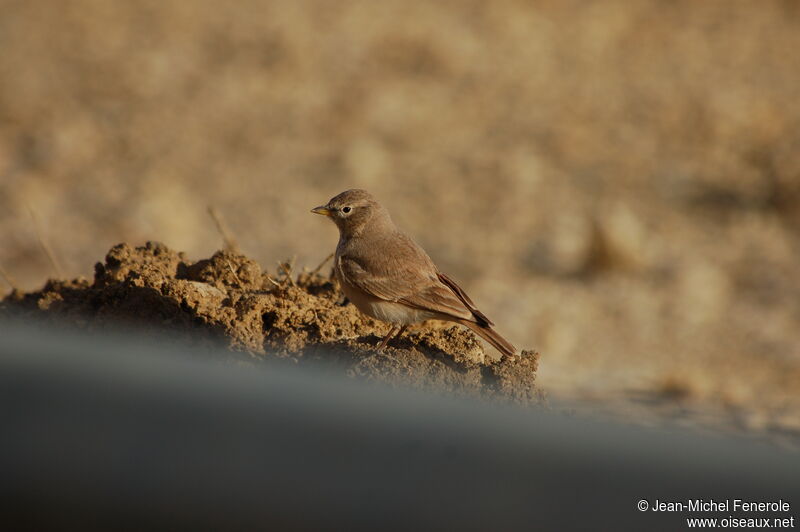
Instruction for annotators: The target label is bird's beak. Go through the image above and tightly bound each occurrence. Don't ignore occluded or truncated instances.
[311,205,332,216]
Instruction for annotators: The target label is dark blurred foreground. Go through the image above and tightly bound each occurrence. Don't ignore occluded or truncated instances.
[1,323,797,530]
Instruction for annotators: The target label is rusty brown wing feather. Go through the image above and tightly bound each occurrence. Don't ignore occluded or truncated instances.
[398,284,474,321]
[436,272,494,327]
[338,255,474,321]
[437,272,517,357]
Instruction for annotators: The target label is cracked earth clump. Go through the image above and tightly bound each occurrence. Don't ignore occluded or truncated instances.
[1,242,540,403]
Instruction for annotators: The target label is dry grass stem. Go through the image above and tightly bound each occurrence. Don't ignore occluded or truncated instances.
[0,264,19,292]
[207,206,240,253]
[225,260,244,288]
[310,252,334,277]
[28,207,63,279]
[277,258,297,287]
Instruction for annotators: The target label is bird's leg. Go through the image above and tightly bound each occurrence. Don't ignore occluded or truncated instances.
[377,324,408,351]
[377,326,398,351]
[394,325,408,342]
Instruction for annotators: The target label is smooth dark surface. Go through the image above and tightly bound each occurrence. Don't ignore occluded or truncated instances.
[0,322,797,531]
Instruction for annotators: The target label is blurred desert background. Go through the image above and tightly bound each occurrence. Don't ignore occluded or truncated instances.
[1,0,799,441]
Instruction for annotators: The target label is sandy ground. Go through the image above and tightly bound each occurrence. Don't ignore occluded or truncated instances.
[0,1,799,443]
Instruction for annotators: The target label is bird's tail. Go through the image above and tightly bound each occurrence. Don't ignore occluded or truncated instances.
[457,319,517,359]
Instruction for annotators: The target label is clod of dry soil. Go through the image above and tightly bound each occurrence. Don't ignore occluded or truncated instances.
[1,242,540,402]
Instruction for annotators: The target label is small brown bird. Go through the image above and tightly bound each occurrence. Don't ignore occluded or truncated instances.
[312,189,516,358]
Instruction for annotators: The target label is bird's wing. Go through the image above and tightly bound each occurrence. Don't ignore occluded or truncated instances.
[337,233,475,322]
[400,282,477,322]
[436,272,493,327]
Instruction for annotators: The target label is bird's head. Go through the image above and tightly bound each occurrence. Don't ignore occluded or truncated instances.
[311,189,392,237]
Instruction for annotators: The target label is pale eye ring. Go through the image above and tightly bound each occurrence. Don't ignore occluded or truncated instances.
[342,206,352,214]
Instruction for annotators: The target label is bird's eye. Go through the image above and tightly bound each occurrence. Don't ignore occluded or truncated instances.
[342,206,352,214]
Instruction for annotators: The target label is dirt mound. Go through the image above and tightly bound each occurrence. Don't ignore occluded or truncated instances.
[1,242,540,402]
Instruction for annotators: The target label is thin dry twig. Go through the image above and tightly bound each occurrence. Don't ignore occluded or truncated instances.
[207,206,240,252]
[265,275,281,288]
[309,252,334,277]
[0,263,19,292]
[28,206,63,279]
[277,257,297,287]
[225,259,244,288]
